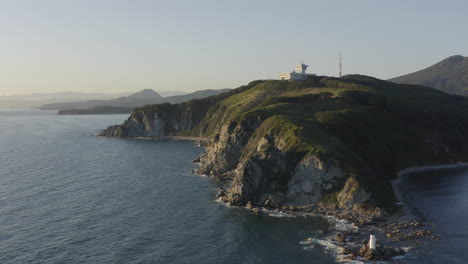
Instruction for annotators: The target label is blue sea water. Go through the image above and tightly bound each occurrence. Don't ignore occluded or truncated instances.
[0,110,337,264]
[395,167,468,264]
[2,110,468,264]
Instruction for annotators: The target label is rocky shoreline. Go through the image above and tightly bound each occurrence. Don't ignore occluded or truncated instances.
[215,196,437,262]
[192,155,449,262]
[240,202,436,262]
[98,121,458,262]
[97,133,208,144]
[96,76,468,262]
[102,134,449,262]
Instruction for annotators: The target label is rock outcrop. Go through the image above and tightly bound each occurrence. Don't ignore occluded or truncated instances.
[337,177,371,210]
[198,115,367,209]
[287,155,345,206]
[98,105,197,137]
[197,117,262,176]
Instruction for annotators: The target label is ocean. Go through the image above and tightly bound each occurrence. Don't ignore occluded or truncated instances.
[394,167,468,263]
[1,110,467,263]
[0,110,336,264]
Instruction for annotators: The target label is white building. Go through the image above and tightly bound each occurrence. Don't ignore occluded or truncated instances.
[279,62,316,81]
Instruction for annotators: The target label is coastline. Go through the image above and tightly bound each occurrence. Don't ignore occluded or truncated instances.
[139,135,208,142]
[205,160,468,262]
[98,127,468,262]
[97,134,208,143]
[309,163,468,262]
[393,163,468,217]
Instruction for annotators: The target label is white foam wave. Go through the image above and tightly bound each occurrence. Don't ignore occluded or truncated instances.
[267,211,296,218]
[326,216,358,232]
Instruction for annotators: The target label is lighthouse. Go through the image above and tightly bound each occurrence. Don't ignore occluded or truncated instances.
[279,61,316,81]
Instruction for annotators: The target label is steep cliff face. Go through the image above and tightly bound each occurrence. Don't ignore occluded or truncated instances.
[98,81,263,138]
[287,155,345,206]
[98,105,197,137]
[198,114,364,210]
[99,76,468,212]
[220,144,350,208]
[337,177,371,210]
[197,116,264,176]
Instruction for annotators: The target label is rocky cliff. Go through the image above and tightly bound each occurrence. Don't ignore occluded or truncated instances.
[99,76,468,212]
[196,115,352,209]
[98,104,196,137]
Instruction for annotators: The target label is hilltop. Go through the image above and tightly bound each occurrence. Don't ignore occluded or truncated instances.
[389,55,468,95]
[99,76,468,215]
[125,89,162,100]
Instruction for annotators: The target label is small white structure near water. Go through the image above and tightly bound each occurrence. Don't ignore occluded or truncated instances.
[369,234,377,250]
[279,62,316,81]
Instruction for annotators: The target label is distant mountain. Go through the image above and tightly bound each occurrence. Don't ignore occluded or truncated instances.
[51,88,231,114]
[389,55,468,95]
[159,91,187,97]
[0,91,130,109]
[39,89,162,110]
[126,89,162,100]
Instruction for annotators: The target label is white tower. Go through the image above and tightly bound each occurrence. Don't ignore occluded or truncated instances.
[295,62,309,74]
[279,61,316,80]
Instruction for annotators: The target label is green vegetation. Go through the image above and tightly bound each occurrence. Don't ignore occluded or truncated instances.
[131,75,468,208]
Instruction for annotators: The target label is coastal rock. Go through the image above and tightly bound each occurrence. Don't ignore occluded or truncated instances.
[196,118,261,176]
[335,233,346,244]
[197,114,369,210]
[357,243,405,261]
[97,106,197,137]
[224,147,290,206]
[286,155,344,206]
[337,177,371,210]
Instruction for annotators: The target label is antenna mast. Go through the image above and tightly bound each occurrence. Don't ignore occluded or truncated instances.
[339,53,342,78]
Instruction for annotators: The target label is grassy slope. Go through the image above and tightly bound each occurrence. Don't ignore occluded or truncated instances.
[133,75,468,208]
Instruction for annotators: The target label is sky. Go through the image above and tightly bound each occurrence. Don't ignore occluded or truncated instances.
[0,0,467,95]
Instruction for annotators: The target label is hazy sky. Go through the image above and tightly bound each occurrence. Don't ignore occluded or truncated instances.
[0,0,467,95]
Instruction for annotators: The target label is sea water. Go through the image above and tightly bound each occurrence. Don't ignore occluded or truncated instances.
[2,110,466,263]
[0,110,336,264]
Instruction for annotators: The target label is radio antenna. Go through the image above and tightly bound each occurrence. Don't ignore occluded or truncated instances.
[339,53,342,78]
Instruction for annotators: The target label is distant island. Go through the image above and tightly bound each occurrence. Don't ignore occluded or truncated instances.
[390,55,468,96]
[58,106,134,115]
[42,89,230,115]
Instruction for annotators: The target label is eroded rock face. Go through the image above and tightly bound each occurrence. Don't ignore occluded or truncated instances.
[286,155,345,206]
[337,177,371,210]
[97,110,195,137]
[217,142,371,209]
[99,106,373,211]
[224,146,291,206]
[204,116,367,209]
[197,117,263,176]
